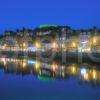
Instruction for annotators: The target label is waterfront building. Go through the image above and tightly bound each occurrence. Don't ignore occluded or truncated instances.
[0,26,100,53]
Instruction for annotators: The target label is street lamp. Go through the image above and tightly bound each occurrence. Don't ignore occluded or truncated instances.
[72,42,76,48]
[93,37,97,45]
[23,43,26,47]
[52,42,58,49]
[35,41,41,49]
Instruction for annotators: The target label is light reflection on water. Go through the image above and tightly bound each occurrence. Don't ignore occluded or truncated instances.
[0,56,100,86]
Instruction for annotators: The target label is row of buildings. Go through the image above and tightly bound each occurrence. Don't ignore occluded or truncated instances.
[0,25,100,53]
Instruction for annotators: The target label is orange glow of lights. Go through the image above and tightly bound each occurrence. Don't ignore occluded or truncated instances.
[35,61,40,69]
[72,66,76,74]
[23,43,26,47]
[35,42,41,48]
[72,42,76,48]
[84,73,89,80]
[22,62,26,68]
[52,42,58,49]
[51,63,57,71]
[92,70,97,79]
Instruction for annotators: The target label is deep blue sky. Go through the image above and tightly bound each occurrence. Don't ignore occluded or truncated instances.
[0,0,100,33]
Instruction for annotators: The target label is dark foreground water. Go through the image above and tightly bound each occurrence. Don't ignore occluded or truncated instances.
[0,56,100,100]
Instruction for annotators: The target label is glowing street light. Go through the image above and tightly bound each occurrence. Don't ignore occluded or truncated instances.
[93,37,97,45]
[52,42,58,49]
[35,61,41,69]
[72,42,76,48]
[84,73,89,80]
[22,62,26,68]
[23,43,26,47]
[51,63,57,72]
[35,41,41,48]
[92,69,97,80]
[71,64,76,74]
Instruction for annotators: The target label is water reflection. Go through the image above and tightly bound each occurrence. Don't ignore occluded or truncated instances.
[0,57,100,86]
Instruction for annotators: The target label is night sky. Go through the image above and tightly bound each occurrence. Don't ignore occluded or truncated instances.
[0,0,100,34]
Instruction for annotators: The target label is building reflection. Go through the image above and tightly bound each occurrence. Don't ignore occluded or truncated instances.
[0,57,100,86]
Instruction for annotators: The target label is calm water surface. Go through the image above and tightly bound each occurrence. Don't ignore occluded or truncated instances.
[0,56,100,100]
